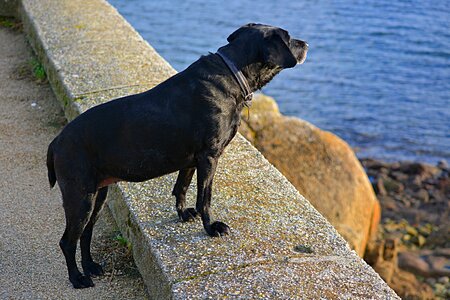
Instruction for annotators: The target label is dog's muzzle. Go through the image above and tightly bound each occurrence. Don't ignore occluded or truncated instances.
[291,39,308,64]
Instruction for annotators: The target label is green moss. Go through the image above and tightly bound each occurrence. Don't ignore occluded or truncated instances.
[60,94,70,108]
[0,16,16,28]
[114,232,132,252]
[74,23,86,30]
[73,95,86,103]
[30,58,46,81]
[293,244,314,254]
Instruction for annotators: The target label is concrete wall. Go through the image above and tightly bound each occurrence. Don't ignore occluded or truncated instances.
[5,0,399,298]
[0,0,16,16]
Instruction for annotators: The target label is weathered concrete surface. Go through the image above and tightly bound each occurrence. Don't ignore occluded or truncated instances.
[173,256,394,299]
[18,0,175,121]
[0,25,148,299]
[14,0,399,298]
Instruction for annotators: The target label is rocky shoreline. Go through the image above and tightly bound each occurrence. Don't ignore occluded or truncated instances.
[360,158,449,299]
[360,158,449,228]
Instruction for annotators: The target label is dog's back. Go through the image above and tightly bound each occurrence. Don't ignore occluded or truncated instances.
[47,54,235,187]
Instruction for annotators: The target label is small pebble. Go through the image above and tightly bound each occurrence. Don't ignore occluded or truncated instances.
[437,160,448,169]
[437,276,449,284]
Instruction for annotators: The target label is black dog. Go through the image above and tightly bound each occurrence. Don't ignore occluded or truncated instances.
[47,23,308,288]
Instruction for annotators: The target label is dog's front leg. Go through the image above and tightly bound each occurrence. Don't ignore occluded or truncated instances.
[196,154,230,236]
[172,167,199,222]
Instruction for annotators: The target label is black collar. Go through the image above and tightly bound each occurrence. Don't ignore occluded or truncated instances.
[216,50,253,104]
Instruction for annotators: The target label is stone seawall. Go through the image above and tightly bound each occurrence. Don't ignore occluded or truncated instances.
[2,0,399,298]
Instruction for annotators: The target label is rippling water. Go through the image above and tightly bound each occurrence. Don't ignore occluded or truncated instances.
[109,0,449,163]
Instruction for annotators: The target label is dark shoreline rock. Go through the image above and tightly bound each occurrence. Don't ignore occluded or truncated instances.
[360,158,449,227]
[361,157,449,299]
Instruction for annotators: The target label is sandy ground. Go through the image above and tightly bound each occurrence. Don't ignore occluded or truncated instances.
[0,25,148,299]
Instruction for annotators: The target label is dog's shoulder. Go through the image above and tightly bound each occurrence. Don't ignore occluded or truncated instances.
[183,53,228,79]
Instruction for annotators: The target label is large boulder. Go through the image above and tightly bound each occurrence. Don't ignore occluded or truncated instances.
[239,94,380,256]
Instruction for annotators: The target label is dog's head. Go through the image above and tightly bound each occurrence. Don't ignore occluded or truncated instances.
[227,23,308,69]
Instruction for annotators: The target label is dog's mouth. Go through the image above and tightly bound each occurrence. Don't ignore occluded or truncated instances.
[297,49,307,65]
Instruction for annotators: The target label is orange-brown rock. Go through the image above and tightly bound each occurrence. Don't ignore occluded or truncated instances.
[239,94,380,256]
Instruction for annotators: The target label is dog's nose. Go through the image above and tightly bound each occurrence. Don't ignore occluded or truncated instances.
[301,41,309,50]
[293,39,308,50]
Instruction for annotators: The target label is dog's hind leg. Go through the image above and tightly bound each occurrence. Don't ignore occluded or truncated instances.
[172,167,198,222]
[80,187,108,277]
[59,184,96,289]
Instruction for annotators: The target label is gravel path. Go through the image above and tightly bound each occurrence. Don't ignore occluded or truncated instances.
[0,25,148,299]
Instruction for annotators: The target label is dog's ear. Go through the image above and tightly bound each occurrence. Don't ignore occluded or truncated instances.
[227,23,257,43]
[262,33,297,68]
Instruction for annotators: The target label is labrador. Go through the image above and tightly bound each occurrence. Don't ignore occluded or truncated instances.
[47,23,308,288]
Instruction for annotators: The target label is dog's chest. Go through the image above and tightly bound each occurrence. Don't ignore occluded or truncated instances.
[214,104,242,153]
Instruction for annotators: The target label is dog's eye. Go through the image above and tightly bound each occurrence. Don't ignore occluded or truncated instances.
[277,29,290,43]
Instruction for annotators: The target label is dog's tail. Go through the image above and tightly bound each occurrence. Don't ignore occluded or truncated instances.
[46,140,57,188]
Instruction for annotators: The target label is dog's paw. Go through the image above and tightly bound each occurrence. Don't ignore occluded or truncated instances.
[179,207,199,222]
[70,274,95,289]
[82,261,104,277]
[206,221,230,237]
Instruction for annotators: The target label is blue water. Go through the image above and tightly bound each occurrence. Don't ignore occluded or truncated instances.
[109,0,450,163]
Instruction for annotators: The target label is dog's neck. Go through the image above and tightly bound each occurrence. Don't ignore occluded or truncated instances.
[217,45,283,92]
[216,50,253,102]
[245,63,283,91]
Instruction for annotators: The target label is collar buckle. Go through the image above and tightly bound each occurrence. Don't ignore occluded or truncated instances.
[245,92,253,104]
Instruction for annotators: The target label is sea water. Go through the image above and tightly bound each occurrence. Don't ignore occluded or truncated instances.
[109,0,450,163]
